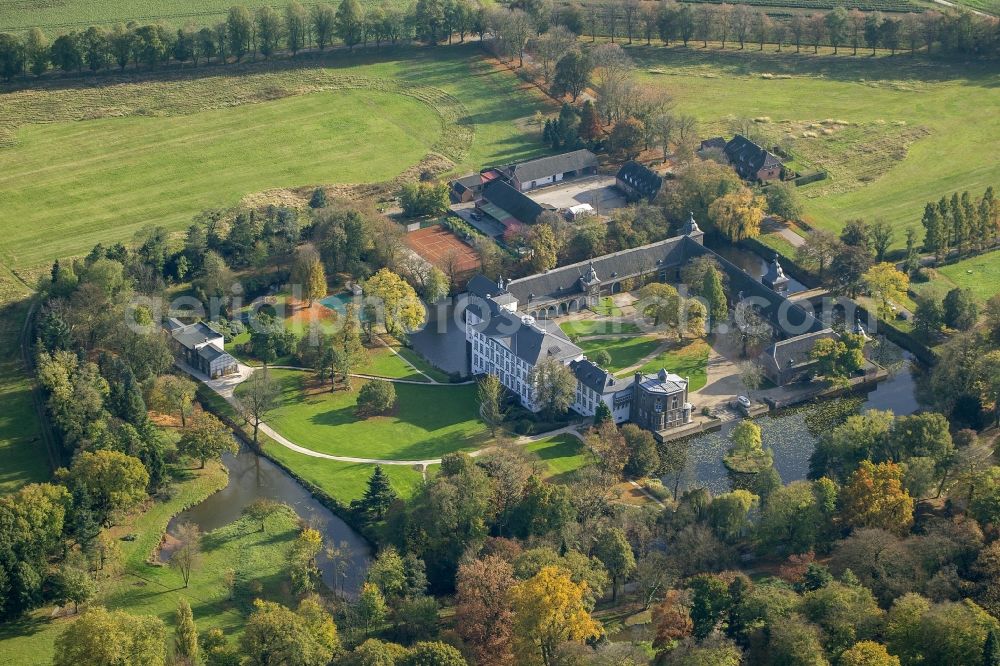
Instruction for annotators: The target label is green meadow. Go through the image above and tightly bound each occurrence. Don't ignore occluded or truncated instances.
[0,44,548,270]
[629,45,1000,247]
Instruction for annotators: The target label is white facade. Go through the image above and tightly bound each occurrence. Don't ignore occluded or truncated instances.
[518,173,562,192]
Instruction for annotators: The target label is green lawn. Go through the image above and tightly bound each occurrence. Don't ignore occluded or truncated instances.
[243,369,488,460]
[936,251,1000,303]
[578,336,662,373]
[620,340,711,392]
[267,442,429,506]
[523,434,595,482]
[0,44,548,270]
[0,462,230,664]
[0,290,49,495]
[559,319,642,337]
[590,297,624,317]
[631,45,1000,248]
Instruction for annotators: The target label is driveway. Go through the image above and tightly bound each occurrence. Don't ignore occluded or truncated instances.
[526,175,627,213]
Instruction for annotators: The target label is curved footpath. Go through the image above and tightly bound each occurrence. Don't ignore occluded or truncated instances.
[180,360,580,468]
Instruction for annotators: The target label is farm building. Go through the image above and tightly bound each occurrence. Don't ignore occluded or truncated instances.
[500,149,598,192]
[724,135,784,182]
[450,168,502,203]
[615,161,663,201]
[477,180,553,228]
[164,318,239,378]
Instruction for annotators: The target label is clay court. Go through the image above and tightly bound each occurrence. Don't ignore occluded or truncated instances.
[405,225,481,277]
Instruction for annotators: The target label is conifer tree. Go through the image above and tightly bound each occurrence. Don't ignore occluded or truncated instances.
[359,465,397,520]
[174,598,199,665]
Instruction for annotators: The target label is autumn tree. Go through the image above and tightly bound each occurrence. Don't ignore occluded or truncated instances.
[863,263,909,320]
[170,521,202,588]
[237,368,278,452]
[810,333,866,382]
[840,461,914,535]
[652,589,694,654]
[511,566,602,665]
[68,450,148,524]
[177,411,237,468]
[530,358,576,419]
[54,607,166,666]
[593,527,636,602]
[147,374,197,426]
[365,268,425,335]
[241,598,340,666]
[456,555,517,666]
[708,188,765,242]
[588,420,630,480]
[796,230,841,280]
[839,641,900,666]
[478,374,507,437]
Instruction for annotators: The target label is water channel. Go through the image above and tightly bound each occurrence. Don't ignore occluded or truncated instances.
[165,447,372,594]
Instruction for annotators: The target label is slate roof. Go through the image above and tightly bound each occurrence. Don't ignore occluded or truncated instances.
[636,369,687,395]
[571,358,629,395]
[684,241,824,336]
[505,236,689,307]
[468,297,582,365]
[171,321,223,350]
[481,180,547,225]
[700,137,727,152]
[197,345,234,364]
[505,149,598,184]
[616,161,663,200]
[724,135,783,180]
[760,329,837,373]
[467,274,507,300]
[762,255,790,290]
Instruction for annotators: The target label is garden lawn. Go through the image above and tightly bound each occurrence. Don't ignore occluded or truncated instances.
[630,45,1000,248]
[0,43,548,271]
[935,251,1000,303]
[247,369,488,460]
[622,340,710,391]
[523,434,595,482]
[266,442,428,506]
[590,297,624,317]
[559,319,641,337]
[578,336,662,373]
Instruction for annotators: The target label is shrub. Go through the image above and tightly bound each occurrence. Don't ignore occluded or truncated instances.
[356,380,397,417]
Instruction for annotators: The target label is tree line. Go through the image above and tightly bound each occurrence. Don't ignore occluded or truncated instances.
[1,0,997,82]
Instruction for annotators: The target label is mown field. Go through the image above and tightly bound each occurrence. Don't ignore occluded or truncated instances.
[0,0,398,32]
[0,44,548,269]
[629,45,1000,248]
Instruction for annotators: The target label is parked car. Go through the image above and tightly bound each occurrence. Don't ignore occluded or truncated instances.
[736,395,752,409]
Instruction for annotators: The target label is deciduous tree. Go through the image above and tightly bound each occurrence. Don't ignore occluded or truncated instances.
[511,566,602,665]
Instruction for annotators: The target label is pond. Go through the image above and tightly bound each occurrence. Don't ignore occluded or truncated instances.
[165,447,372,594]
[671,352,923,496]
[707,241,809,295]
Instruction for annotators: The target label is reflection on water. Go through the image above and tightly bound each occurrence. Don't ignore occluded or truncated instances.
[672,356,922,495]
[166,447,371,594]
[707,242,808,294]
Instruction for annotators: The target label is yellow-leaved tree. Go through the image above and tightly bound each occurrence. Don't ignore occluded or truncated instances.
[863,262,909,320]
[708,188,765,242]
[364,268,425,336]
[511,566,602,666]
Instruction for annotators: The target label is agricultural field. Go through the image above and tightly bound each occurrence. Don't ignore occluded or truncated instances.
[630,45,1000,249]
[0,0,395,32]
[0,44,548,271]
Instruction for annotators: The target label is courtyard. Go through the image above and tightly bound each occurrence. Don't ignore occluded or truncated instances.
[525,175,627,214]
